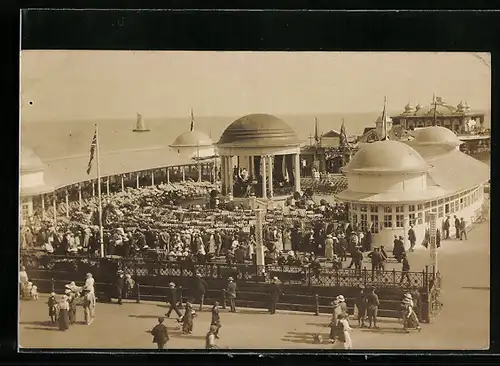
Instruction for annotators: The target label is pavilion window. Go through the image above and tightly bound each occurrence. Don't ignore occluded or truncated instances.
[424,210,430,223]
[360,214,368,232]
[409,213,416,226]
[454,200,459,212]
[351,212,358,226]
[417,212,423,225]
[370,214,379,233]
[424,202,431,209]
[445,204,450,215]
[396,214,404,228]
[370,205,378,213]
[383,215,393,228]
[409,205,416,212]
[21,203,29,218]
[395,205,404,213]
[417,204,423,211]
[431,201,437,207]
[360,205,367,212]
[438,205,444,218]
[460,198,464,210]
[445,197,450,203]
[384,206,392,213]
[438,198,444,205]
[352,204,358,211]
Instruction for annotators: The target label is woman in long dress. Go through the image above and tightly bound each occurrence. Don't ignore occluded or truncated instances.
[275,231,284,253]
[282,228,292,252]
[181,302,195,334]
[325,234,334,261]
[58,296,70,331]
[401,293,421,333]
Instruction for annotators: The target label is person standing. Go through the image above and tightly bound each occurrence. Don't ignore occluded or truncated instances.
[400,254,411,285]
[165,282,182,319]
[181,301,195,335]
[408,225,417,252]
[193,273,208,311]
[85,273,95,291]
[410,286,422,321]
[269,277,283,315]
[82,284,96,325]
[368,248,382,280]
[336,295,348,314]
[226,277,237,313]
[401,293,421,333]
[365,287,379,329]
[67,290,78,325]
[205,325,220,349]
[443,216,451,240]
[58,295,70,331]
[337,313,354,349]
[210,300,221,339]
[454,215,461,239]
[325,234,334,261]
[460,218,468,240]
[116,269,125,305]
[329,299,343,343]
[355,285,367,328]
[348,246,363,278]
[48,292,58,324]
[150,317,169,350]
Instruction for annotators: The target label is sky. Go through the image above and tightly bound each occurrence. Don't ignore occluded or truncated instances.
[20,51,491,122]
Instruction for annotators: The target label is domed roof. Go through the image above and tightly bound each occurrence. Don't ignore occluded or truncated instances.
[344,140,429,174]
[404,102,415,112]
[20,146,44,173]
[170,130,213,148]
[410,126,462,147]
[217,114,302,147]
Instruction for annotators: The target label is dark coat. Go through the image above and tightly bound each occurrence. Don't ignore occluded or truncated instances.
[167,288,178,304]
[211,306,221,325]
[194,278,208,295]
[227,282,237,298]
[151,323,169,344]
[408,228,416,243]
[402,258,410,271]
[270,282,283,301]
[366,292,380,308]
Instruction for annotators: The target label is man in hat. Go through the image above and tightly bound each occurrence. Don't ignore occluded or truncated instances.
[454,215,461,239]
[347,246,363,278]
[226,277,237,313]
[408,225,417,252]
[329,299,342,343]
[85,273,95,290]
[193,273,208,311]
[400,254,411,285]
[150,317,169,350]
[365,287,380,329]
[165,282,183,319]
[269,277,283,315]
[116,269,125,305]
[460,217,468,240]
[443,216,451,240]
[355,285,367,328]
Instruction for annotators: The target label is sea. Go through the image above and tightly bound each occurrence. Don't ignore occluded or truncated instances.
[21,111,491,165]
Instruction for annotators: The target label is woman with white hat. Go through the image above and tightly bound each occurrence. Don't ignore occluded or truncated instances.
[325,234,334,261]
[58,295,70,331]
[401,293,421,333]
[82,284,96,325]
[336,295,348,314]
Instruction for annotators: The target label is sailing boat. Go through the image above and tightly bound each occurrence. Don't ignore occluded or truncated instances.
[133,113,150,132]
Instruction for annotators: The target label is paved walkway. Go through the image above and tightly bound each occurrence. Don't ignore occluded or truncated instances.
[19,218,489,350]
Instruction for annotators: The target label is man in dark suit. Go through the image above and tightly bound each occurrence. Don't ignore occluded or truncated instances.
[348,246,363,278]
[150,317,169,350]
[226,277,237,312]
[400,254,411,285]
[368,248,382,280]
[408,225,417,252]
[443,216,451,240]
[454,215,461,239]
[165,282,182,318]
[211,300,221,339]
[116,269,125,305]
[365,287,380,329]
[193,273,208,311]
[269,277,283,315]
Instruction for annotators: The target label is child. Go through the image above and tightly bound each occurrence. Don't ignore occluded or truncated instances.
[124,274,135,299]
[48,292,58,323]
[337,313,354,350]
[25,282,33,300]
[30,283,39,300]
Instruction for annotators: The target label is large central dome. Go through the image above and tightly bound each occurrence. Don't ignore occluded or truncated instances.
[217,114,302,147]
[345,140,430,174]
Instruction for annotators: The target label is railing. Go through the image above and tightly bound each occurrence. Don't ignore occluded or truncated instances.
[21,252,430,289]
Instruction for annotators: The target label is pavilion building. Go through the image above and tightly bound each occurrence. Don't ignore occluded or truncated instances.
[335,126,489,250]
[216,114,304,200]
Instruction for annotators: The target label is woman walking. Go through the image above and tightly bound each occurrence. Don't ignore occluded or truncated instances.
[82,285,96,325]
[401,293,421,333]
[58,295,70,331]
[181,301,195,335]
[337,313,354,349]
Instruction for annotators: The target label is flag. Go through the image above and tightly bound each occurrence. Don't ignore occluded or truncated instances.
[86,127,97,175]
[340,120,348,148]
[190,109,195,131]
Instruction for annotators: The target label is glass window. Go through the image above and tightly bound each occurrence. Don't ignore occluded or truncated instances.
[445,203,450,215]
[445,196,450,203]
[395,205,404,213]
[409,205,416,212]
[455,200,459,212]
[409,213,416,226]
[384,206,392,213]
[460,198,464,210]
[431,208,437,213]
[370,214,379,233]
[438,199,444,205]
[351,212,358,225]
[352,204,358,211]
[431,201,437,207]
[438,205,444,218]
[370,205,378,213]
[417,204,423,211]
[417,212,423,225]
[383,215,393,228]
[360,205,367,212]
[21,203,29,218]
[360,214,368,232]
[424,202,431,209]
[424,210,430,223]
[396,214,404,228]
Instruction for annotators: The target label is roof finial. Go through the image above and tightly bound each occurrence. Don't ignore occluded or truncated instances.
[382,96,389,141]
[190,109,195,132]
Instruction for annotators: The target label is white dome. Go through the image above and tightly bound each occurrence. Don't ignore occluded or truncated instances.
[345,140,429,174]
[170,130,213,148]
[411,126,462,147]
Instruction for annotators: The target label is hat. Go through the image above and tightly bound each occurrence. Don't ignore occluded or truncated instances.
[228,277,234,281]
[332,299,339,305]
[404,293,413,300]
[117,269,124,274]
[337,295,345,302]
[326,234,333,238]
[273,277,279,281]
[169,282,175,287]
[358,284,365,289]
[196,273,201,277]
[50,292,56,296]
[65,281,76,289]
[86,273,93,278]
[64,289,72,294]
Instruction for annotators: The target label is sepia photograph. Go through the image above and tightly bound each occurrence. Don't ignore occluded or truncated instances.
[19,51,490,350]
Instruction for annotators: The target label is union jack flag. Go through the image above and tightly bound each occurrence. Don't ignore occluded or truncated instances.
[86,127,97,175]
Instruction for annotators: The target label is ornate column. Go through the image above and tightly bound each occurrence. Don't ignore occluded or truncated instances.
[403,204,410,250]
[65,189,69,218]
[249,156,254,179]
[92,181,96,197]
[198,163,202,182]
[78,184,83,210]
[106,178,110,195]
[53,194,57,223]
[151,170,155,186]
[294,152,301,193]
[121,175,125,192]
[166,167,170,184]
[136,173,140,189]
[228,156,234,198]
[261,156,267,199]
[182,166,186,182]
[267,155,274,198]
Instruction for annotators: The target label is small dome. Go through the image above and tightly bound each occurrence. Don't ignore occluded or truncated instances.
[170,130,213,148]
[404,102,415,112]
[415,103,422,110]
[21,146,44,173]
[410,126,462,147]
[217,114,301,147]
[344,140,429,174]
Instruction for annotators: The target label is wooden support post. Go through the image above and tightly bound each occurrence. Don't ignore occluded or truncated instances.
[221,289,227,309]
[41,194,45,219]
[65,190,69,217]
[166,168,170,184]
[314,294,319,316]
[106,178,110,195]
[136,173,140,189]
[53,195,57,223]
[121,175,125,192]
[78,185,82,210]
[151,170,155,186]
[182,166,186,182]
[92,181,95,197]
[136,283,141,303]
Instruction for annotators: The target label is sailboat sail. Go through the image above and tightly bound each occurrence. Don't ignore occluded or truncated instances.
[133,113,150,132]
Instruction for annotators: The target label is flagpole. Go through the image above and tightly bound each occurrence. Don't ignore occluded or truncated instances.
[95,123,104,258]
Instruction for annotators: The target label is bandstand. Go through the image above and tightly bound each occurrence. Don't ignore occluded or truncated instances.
[216,114,304,200]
